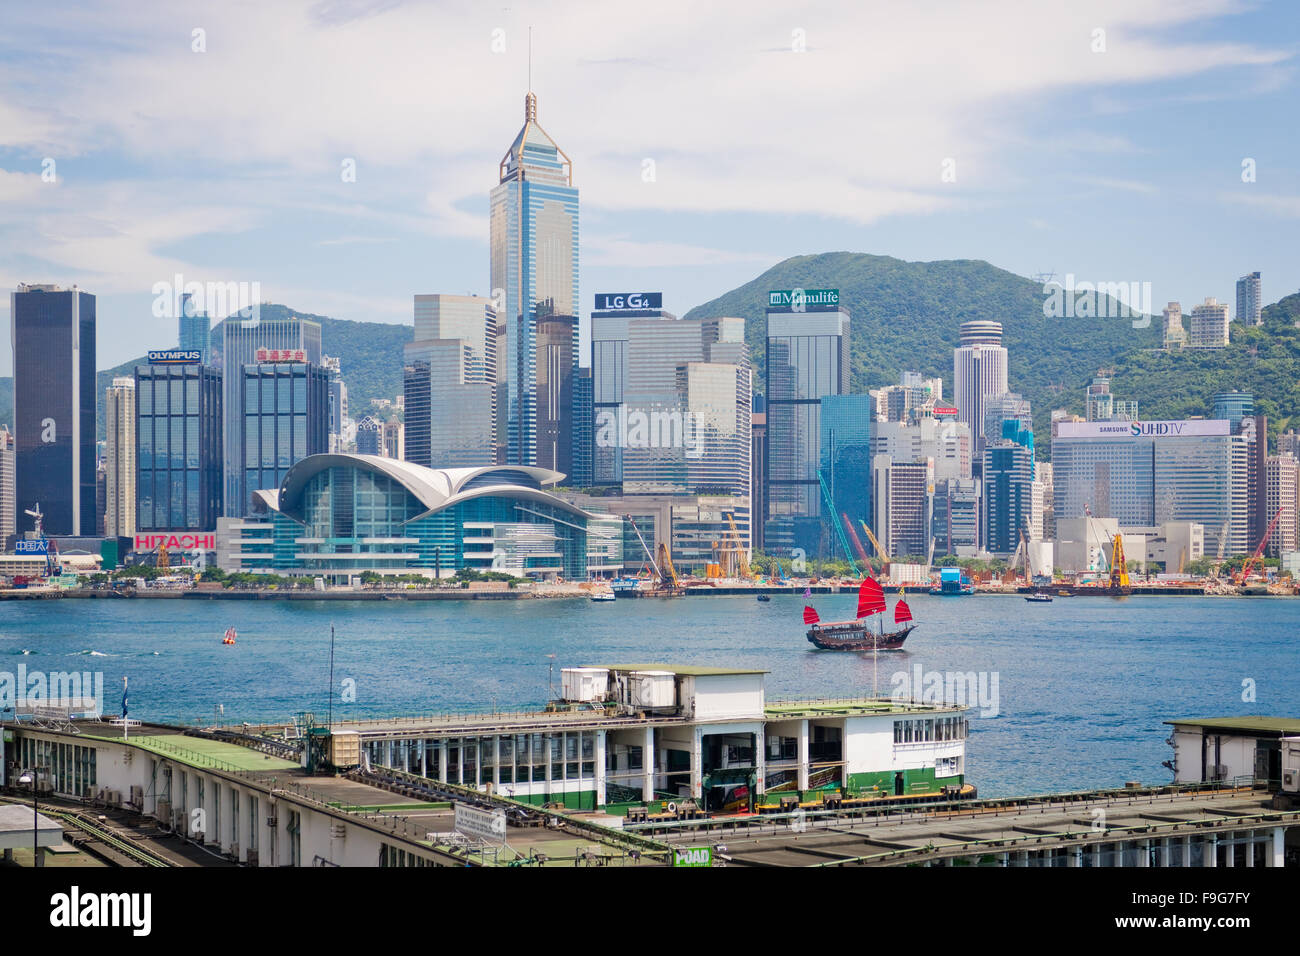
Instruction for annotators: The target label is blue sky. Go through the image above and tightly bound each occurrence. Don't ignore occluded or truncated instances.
[1,0,1298,377]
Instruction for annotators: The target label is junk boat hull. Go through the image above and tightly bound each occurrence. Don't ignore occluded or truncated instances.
[806,620,915,651]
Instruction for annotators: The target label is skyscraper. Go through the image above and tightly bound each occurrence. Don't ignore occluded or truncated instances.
[404,295,497,468]
[323,356,348,453]
[953,320,1008,463]
[1236,272,1262,326]
[10,284,97,535]
[820,395,874,536]
[536,309,576,476]
[0,425,14,542]
[570,367,593,487]
[490,92,579,467]
[1188,298,1230,348]
[617,314,750,498]
[178,292,211,364]
[240,360,328,504]
[104,377,136,537]
[982,440,1033,557]
[220,315,321,515]
[765,292,851,555]
[590,294,676,486]
[135,360,223,532]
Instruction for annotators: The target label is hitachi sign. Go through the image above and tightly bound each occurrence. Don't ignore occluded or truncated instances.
[134,533,216,551]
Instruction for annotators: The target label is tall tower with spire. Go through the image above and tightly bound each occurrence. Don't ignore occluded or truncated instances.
[490,91,580,468]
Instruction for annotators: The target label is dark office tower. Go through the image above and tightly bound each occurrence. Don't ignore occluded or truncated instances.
[10,284,96,535]
[355,416,383,456]
[536,310,576,477]
[571,367,593,487]
[135,362,223,531]
[765,293,850,557]
[219,315,322,516]
[982,441,1033,558]
[178,292,211,364]
[240,361,328,510]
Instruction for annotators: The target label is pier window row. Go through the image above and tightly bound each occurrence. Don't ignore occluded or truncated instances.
[894,717,968,745]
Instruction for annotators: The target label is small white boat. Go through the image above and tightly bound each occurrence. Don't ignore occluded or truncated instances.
[589,589,616,602]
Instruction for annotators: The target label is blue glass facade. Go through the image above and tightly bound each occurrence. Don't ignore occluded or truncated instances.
[240,363,328,516]
[248,459,595,580]
[820,395,874,534]
[135,364,223,530]
[490,93,579,467]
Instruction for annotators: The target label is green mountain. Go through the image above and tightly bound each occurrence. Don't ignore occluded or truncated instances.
[0,304,412,439]
[92,305,412,441]
[682,252,1300,449]
[1102,291,1300,436]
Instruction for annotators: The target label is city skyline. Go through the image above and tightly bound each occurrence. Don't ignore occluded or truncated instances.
[3,1,1300,376]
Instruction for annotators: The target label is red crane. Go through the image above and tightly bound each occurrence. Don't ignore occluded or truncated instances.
[1236,506,1285,584]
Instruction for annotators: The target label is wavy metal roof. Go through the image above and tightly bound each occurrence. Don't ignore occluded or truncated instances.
[262,454,600,525]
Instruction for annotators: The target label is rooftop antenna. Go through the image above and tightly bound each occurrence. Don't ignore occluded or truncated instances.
[528,26,532,91]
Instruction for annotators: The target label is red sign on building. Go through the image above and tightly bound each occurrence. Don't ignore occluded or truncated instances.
[134,533,216,551]
[255,348,306,363]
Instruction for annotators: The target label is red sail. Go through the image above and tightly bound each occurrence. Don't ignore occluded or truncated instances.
[803,606,820,625]
[894,598,913,624]
[857,578,885,618]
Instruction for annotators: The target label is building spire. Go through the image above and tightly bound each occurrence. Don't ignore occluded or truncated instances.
[525,91,537,122]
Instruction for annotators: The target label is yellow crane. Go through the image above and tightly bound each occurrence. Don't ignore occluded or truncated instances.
[725,511,752,579]
[1109,534,1130,592]
[656,542,681,590]
[858,520,891,574]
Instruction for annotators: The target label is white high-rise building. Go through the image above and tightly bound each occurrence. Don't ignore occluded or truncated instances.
[953,320,1007,460]
[1188,298,1230,349]
[1236,272,1262,326]
[0,425,14,541]
[1265,455,1298,557]
[104,376,136,537]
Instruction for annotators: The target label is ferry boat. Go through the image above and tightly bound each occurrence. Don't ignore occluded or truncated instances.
[1024,591,1053,603]
[930,567,975,596]
[804,578,915,651]
[589,589,616,602]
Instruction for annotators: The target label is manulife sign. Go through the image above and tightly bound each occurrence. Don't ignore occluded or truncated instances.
[767,288,840,309]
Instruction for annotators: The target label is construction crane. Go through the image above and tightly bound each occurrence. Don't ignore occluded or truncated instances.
[926,536,936,571]
[22,503,59,577]
[1235,505,1284,585]
[656,542,681,590]
[724,511,753,579]
[858,520,891,574]
[1108,534,1131,592]
[841,514,872,568]
[816,470,860,576]
[624,516,664,582]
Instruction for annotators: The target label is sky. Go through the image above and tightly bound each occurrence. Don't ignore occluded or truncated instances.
[1,0,1298,377]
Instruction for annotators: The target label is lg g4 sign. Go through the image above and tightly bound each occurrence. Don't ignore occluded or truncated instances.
[594,292,662,312]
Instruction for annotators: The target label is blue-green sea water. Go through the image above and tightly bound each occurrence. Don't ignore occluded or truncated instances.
[2,593,1295,798]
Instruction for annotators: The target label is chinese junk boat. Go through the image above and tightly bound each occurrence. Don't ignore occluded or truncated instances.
[804,578,916,651]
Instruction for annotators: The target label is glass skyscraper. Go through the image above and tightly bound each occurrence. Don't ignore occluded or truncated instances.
[135,363,223,531]
[220,315,322,515]
[404,294,497,468]
[765,303,851,556]
[10,284,97,535]
[178,293,211,364]
[490,92,579,467]
[240,362,329,508]
[820,394,874,535]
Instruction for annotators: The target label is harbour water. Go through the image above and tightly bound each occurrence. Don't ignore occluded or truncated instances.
[2,593,1296,797]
